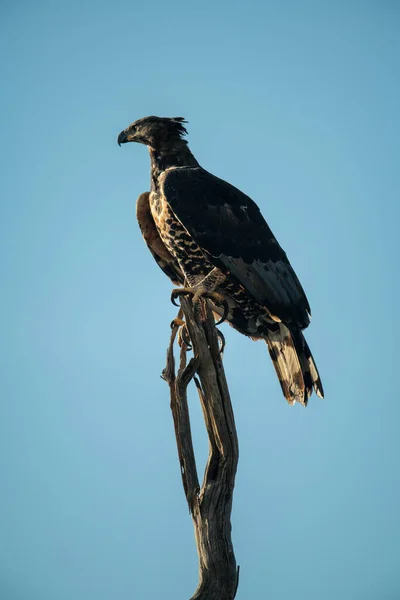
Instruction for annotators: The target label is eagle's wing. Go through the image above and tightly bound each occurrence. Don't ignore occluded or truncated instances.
[161,168,311,328]
[136,192,184,286]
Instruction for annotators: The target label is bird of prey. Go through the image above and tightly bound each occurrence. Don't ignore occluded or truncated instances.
[118,116,323,406]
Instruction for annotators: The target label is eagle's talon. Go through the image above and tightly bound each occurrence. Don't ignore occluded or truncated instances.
[171,317,185,329]
[181,326,192,349]
[177,323,192,350]
[201,292,229,325]
[171,287,196,307]
[215,298,229,325]
[171,290,182,307]
[216,329,226,355]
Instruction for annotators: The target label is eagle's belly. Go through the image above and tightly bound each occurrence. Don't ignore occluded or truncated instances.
[150,192,212,284]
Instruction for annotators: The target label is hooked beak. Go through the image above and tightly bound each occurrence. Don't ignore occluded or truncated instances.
[117,130,129,146]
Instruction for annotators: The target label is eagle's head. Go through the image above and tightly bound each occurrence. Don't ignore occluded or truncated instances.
[117,116,188,150]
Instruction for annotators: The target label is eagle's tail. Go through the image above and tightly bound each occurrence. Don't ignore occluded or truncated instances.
[263,324,323,406]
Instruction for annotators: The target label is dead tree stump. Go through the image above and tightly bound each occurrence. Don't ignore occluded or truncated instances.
[162,297,240,600]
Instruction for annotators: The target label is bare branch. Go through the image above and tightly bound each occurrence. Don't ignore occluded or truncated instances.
[163,297,239,600]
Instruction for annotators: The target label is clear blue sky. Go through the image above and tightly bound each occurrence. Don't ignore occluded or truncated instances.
[1,1,399,599]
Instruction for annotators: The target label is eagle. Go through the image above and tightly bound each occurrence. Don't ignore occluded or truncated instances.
[118,116,323,406]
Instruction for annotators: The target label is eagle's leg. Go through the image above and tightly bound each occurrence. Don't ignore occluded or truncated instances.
[171,268,229,324]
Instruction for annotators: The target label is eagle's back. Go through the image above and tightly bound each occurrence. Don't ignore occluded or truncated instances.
[161,166,311,329]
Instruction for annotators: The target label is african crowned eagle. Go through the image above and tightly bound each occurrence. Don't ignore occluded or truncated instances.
[118,116,323,406]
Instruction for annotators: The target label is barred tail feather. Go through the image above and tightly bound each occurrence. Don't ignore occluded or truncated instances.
[264,324,323,406]
[293,330,324,400]
[264,324,306,406]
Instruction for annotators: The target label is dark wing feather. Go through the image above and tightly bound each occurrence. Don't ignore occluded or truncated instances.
[136,192,184,286]
[161,167,311,327]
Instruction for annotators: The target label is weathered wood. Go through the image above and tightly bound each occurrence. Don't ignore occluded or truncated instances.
[163,298,239,600]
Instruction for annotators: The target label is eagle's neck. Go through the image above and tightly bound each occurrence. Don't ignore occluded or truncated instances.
[149,145,199,191]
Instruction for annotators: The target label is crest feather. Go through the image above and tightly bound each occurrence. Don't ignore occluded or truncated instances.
[169,117,188,137]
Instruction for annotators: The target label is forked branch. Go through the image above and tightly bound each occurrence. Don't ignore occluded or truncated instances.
[162,298,239,600]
